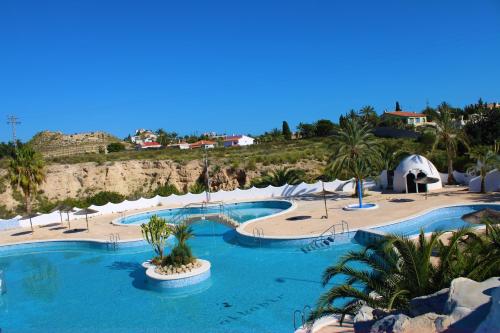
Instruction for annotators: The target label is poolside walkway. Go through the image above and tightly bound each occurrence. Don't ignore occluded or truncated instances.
[0,187,497,245]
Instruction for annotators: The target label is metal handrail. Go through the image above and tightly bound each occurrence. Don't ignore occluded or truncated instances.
[302,221,350,253]
[293,305,312,330]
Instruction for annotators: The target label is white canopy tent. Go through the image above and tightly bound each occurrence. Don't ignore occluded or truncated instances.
[393,155,443,193]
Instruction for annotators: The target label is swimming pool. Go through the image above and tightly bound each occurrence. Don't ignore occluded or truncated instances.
[115,200,293,225]
[0,204,497,332]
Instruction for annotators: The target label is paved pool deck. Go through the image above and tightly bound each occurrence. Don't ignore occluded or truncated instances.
[0,186,497,245]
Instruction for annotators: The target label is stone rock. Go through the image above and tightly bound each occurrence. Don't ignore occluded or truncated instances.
[410,288,449,317]
[445,277,500,314]
[475,286,500,333]
[354,305,375,333]
[369,314,410,333]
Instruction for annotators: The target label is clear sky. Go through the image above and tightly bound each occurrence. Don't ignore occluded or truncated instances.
[1,0,499,142]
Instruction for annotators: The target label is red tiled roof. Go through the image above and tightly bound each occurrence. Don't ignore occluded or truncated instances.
[141,141,161,147]
[384,111,426,117]
[189,140,216,148]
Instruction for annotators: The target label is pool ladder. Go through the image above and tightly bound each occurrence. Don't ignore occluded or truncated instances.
[301,220,349,253]
[293,305,312,330]
[252,227,265,247]
[108,233,120,251]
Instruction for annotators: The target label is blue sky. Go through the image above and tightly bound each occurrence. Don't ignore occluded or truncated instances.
[1,0,499,142]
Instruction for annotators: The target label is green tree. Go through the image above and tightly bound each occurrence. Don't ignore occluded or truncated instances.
[315,119,336,137]
[141,215,172,261]
[310,228,479,325]
[282,121,292,140]
[107,142,125,153]
[395,101,402,111]
[163,223,196,267]
[297,122,316,138]
[252,167,305,187]
[431,102,469,184]
[359,105,379,127]
[467,145,500,193]
[8,146,46,216]
[327,118,379,198]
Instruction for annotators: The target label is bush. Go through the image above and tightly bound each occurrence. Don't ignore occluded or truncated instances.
[86,191,125,206]
[153,183,180,197]
[107,142,126,153]
[162,244,195,267]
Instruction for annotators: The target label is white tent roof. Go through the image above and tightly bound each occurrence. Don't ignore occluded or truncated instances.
[393,154,442,192]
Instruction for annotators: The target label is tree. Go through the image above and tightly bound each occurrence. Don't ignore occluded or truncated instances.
[315,119,336,137]
[310,227,480,325]
[252,167,305,187]
[431,102,469,184]
[327,117,379,200]
[163,223,196,267]
[297,122,316,138]
[282,121,292,140]
[8,146,46,216]
[359,105,379,127]
[395,101,402,111]
[107,142,125,153]
[467,146,500,193]
[141,215,172,261]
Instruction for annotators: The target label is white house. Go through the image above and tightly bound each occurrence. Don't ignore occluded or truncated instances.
[393,155,443,193]
[223,135,255,147]
[131,129,158,144]
[167,142,190,150]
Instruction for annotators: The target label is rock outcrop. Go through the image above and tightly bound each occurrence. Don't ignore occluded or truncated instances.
[354,277,500,333]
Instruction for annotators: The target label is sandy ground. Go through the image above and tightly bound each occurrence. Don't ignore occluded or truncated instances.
[0,187,497,247]
[241,187,499,238]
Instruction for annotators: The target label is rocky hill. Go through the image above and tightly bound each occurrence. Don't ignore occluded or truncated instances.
[0,158,324,214]
[29,131,123,158]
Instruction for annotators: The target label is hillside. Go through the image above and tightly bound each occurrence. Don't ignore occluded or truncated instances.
[29,131,123,158]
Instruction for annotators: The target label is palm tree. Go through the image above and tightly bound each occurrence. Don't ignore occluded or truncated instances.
[310,228,478,325]
[327,117,379,203]
[467,145,499,193]
[431,103,469,184]
[359,105,379,127]
[8,146,46,216]
[173,223,194,246]
[252,167,305,187]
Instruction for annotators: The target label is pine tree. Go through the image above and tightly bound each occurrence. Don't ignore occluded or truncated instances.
[282,121,292,140]
[395,101,402,111]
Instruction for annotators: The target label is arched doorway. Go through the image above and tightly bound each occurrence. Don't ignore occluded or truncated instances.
[416,171,427,193]
[406,172,417,193]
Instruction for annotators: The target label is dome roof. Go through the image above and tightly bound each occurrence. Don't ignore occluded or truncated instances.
[395,154,440,177]
[393,154,442,192]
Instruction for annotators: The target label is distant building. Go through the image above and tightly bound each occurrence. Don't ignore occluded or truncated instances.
[167,142,190,150]
[137,141,162,149]
[131,129,158,144]
[382,111,429,127]
[486,102,500,110]
[189,140,216,149]
[223,135,255,147]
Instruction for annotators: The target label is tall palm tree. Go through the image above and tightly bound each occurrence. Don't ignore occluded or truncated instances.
[327,117,379,201]
[467,145,499,193]
[310,228,477,325]
[252,167,305,187]
[359,105,379,127]
[431,103,469,184]
[8,146,46,216]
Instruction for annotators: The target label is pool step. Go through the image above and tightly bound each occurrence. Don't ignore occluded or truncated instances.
[300,221,350,253]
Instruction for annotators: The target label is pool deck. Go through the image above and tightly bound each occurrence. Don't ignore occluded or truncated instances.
[0,186,497,246]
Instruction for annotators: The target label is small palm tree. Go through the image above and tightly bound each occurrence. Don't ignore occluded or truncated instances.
[467,146,499,193]
[328,117,379,200]
[310,228,478,325]
[252,167,305,187]
[8,146,46,216]
[173,223,194,246]
[431,103,469,184]
[141,215,172,260]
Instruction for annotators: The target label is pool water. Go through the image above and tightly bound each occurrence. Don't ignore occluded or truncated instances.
[117,200,292,225]
[0,204,497,332]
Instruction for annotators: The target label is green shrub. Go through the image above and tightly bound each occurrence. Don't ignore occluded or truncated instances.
[107,142,125,153]
[86,191,125,206]
[153,183,180,197]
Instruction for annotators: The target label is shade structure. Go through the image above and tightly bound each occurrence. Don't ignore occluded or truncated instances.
[462,208,500,225]
[50,204,75,227]
[21,212,41,232]
[414,176,441,185]
[393,155,442,193]
[73,208,99,231]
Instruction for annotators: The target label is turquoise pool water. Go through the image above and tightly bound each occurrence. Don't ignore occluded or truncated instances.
[117,200,292,225]
[0,204,497,332]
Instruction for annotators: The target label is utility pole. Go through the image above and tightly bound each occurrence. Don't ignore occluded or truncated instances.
[6,115,21,148]
[204,147,211,202]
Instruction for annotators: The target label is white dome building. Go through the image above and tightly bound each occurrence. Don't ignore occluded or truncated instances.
[393,155,443,193]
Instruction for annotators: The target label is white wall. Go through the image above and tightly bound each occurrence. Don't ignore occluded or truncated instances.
[469,169,500,192]
[0,178,374,231]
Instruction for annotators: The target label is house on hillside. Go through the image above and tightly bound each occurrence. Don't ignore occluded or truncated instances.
[382,111,429,127]
[223,135,255,147]
[189,140,216,149]
[167,142,190,150]
[131,129,158,144]
[137,141,162,150]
